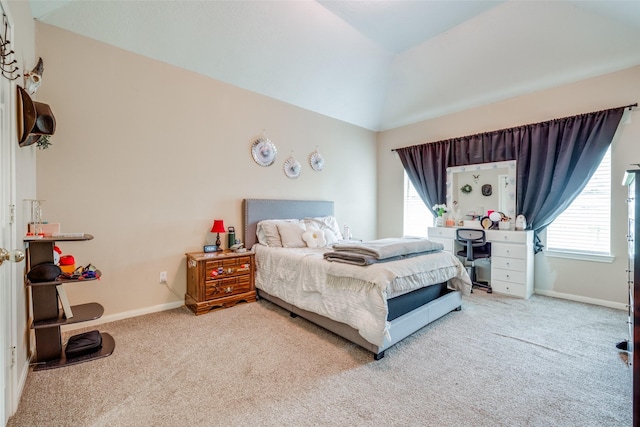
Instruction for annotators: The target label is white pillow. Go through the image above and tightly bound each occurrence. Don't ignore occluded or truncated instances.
[323,228,339,245]
[302,228,327,248]
[303,216,343,243]
[257,219,299,247]
[256,224,268,246]
[276,221,307,248]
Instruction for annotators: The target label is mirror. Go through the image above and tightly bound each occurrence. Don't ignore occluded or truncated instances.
[446,160,516,220]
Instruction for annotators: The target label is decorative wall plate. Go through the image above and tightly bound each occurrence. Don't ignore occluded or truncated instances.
[251,137,277,167]
[309,150,324,171]
[283,156,301,179]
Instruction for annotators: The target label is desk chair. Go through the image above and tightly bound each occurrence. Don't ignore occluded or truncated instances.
[456,228,492,293]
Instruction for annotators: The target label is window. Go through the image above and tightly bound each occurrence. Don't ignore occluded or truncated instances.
[546,147,611,259]
[403,172,434,237]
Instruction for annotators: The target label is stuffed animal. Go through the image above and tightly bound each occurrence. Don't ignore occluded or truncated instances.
[53,246,61,265]
[54,245,76,273]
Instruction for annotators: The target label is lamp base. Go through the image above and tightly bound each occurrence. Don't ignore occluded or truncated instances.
[215,234,222,251]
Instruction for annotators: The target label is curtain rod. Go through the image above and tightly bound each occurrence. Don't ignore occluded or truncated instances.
[390,102,637,152]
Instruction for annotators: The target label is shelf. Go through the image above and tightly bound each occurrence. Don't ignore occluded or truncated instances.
[25,230,114,369]
[26,270,102,287]
[24,233,94,242]
[31,302,104,329]
[32,332,115,371]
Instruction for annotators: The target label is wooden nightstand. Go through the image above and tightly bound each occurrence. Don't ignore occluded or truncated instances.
[185,250,256,315]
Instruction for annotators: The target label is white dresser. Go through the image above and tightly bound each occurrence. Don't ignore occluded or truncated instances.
[428,227,534,298]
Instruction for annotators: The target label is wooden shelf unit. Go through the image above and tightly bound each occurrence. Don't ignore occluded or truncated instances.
[24,234,114,371]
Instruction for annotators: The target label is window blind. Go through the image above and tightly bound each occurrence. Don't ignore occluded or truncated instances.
[546,147,611,254]
[403,173,433,237]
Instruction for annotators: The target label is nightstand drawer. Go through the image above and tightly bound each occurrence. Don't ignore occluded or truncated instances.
[205,255,252,268]
[206,274,252,299]
[206,258,251,278]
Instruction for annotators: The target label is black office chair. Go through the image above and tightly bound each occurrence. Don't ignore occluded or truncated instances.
[456,228,492,293]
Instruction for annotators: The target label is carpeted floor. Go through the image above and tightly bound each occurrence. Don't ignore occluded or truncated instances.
[8,292,632,426]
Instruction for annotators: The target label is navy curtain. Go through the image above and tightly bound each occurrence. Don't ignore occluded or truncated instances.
[396,106,626,251]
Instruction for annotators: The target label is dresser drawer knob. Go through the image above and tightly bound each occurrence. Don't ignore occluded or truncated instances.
[225,286,233,293]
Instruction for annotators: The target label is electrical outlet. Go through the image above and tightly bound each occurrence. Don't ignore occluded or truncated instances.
[159,271,167,283]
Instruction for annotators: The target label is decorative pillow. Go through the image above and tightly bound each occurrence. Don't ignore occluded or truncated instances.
[256,225,268,246]
[302,228,327,248]
[303,216,343,244]
[257,219,299,247]
[276,221,307,248]
[323,228,339,245]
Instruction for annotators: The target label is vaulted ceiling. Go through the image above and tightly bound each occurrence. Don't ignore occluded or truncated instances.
[29,0,640,131]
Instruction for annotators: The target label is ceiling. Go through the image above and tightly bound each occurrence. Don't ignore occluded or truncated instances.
[29,0,640,131]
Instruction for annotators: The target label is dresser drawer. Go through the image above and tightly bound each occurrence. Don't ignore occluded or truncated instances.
[492,268,526,285]
[206,255,252,269]
[428,227,456,239]
[491,280,526,297]
[492,256,526,272]
[491,243,527,260]
[206,274,252,299]
[206,257,251,278]
[486,230,531,244]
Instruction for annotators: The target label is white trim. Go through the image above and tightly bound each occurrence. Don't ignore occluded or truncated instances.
[15,352,29,408]
[544,250,614,263]
[60,300,185,332]
[534,289,626,310]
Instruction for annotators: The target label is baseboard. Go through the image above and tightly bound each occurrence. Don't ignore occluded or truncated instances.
[61,300,185,332]
[534,289,626,311]
[11,353,32,417]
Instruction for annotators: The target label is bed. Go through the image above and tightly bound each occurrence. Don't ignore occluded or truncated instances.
[242,198,471,360]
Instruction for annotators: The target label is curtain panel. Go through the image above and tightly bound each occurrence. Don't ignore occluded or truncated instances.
[396,106,627,251]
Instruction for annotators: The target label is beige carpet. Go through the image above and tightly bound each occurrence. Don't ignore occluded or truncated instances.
[8,292,632,426]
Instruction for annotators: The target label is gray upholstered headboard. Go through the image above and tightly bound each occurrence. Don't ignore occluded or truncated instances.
[242,199,334,248]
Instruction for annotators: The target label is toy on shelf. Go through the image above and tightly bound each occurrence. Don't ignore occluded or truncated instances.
[53,245,76,273]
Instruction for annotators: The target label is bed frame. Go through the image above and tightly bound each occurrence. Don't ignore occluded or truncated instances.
[242,198,462,360]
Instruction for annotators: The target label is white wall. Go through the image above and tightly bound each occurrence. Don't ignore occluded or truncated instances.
[34,23,377,321]
[377,66,640,307]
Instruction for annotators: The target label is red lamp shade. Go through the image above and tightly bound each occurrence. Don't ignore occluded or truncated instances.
[211,220,225,233]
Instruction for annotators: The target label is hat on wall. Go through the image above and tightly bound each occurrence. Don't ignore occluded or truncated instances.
[17,85,56,147]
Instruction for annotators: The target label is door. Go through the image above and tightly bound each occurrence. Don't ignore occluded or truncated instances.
[0,2,17,423]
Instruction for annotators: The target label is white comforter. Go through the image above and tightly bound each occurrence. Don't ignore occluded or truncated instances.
[254,245,471,347]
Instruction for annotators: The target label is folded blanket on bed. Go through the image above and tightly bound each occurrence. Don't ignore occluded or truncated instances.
[323,251,397,266]
[325,237,444,264]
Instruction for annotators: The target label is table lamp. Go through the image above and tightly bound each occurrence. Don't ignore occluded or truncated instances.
[211,219,225,251]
